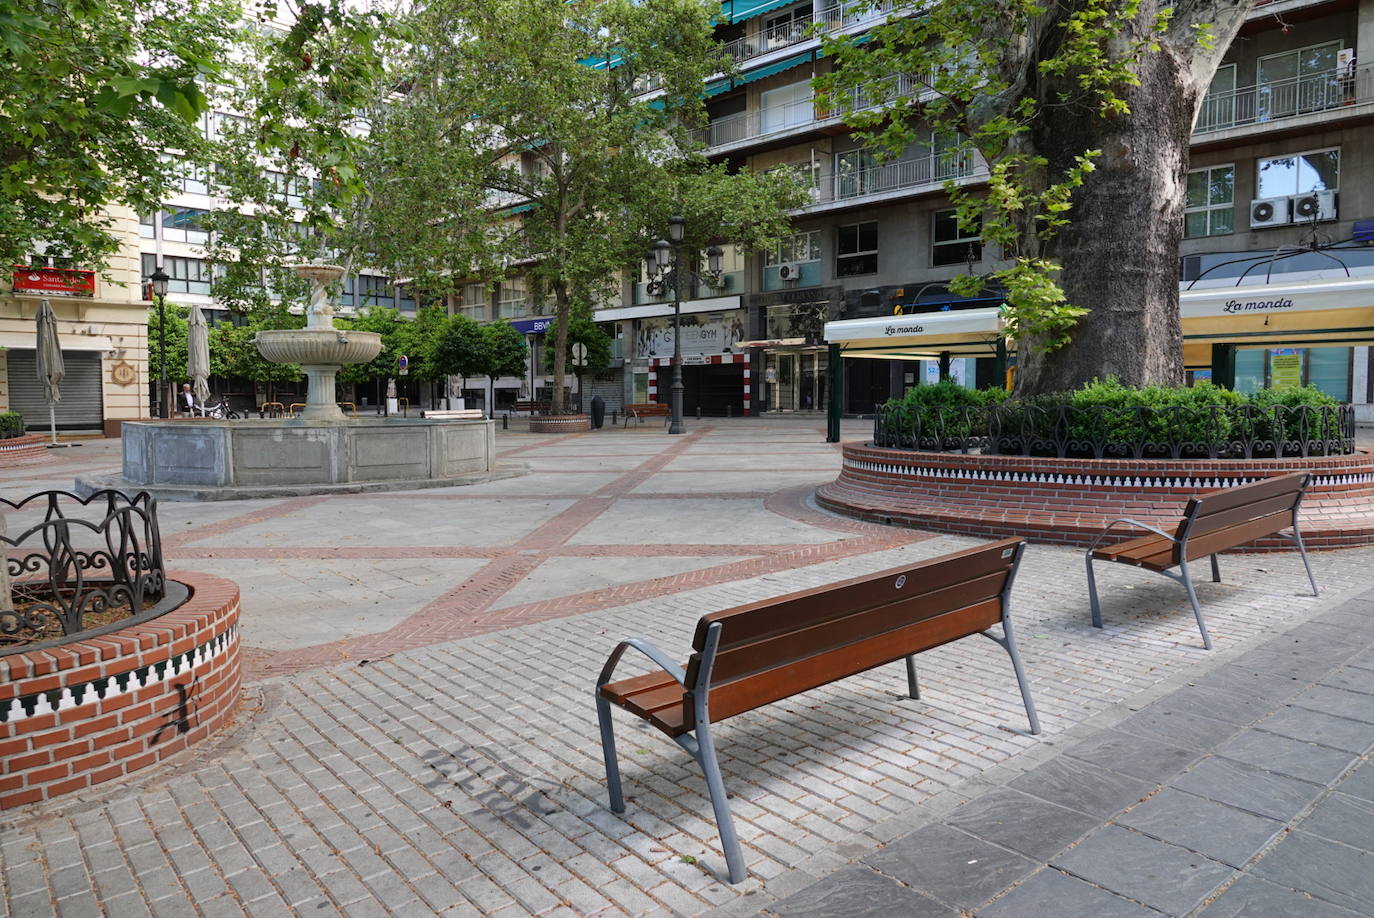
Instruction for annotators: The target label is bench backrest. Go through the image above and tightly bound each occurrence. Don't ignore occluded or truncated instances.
[1176,472,1309,562]
[683,538,1025,724]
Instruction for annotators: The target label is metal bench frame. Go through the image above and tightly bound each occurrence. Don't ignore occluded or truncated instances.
[594,542,1039,884]
[1085,479,1319,650]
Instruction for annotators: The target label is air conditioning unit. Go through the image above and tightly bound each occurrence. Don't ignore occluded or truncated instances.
[1291,189,1337,223]
[1249,197,1291,229]
[777,263,801,282]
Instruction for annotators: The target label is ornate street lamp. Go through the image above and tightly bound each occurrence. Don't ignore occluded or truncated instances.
[150,264,170,420]
[645,216,723,435]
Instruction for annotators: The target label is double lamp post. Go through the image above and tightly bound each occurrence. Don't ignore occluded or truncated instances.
[645,216,723,435]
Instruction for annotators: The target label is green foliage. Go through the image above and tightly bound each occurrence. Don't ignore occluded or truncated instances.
[432,315,489,385]
[208,315,304,386]
[482,322,528,382]
[147,304,190,384]
[0,0,236,270]
[336,307,408,386]
[540,316,613,375]
[0,412,25,439]
[392,305,450,383]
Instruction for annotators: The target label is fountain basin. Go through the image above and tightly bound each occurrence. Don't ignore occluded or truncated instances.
[254,327,382,366]
[76,417,513,500]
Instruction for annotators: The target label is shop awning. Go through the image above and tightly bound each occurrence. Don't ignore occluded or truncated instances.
[824,307,1004,358]
[721,0,797,24]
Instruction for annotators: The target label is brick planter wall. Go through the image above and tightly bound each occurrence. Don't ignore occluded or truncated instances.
[0,434,49,464]
[0,571,241,809]
[818,444,1374,549]
[528,414,592,434]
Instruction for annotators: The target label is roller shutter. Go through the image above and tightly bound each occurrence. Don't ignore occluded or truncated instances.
[6,349,105,431]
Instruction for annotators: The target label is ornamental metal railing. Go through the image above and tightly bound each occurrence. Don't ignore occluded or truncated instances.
[1,490,166,649]
[719,0,898,66]
[1195,64,1374,135]
[695,73,923,149]
[873,402,1356,459]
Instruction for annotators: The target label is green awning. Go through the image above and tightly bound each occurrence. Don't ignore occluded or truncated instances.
[704,78,732,97]
[721,0,797,24]
[739,51,812,84]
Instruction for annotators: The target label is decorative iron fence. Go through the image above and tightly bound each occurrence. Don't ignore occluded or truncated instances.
[873,403,1356,460]
[1,490,165,648]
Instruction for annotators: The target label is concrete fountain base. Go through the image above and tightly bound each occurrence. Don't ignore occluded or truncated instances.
[76,417,522,500]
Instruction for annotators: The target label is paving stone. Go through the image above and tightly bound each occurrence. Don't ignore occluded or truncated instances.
[1337,758,1374,803]
[1296,792,1374,850]
[1051,825,1234,916]
[1062,728,1201,783]
[769,866,955,918]
[1190,665,1304,705]
[1289,685,1374,724]
[1318,665,1374,697]
[977,868,1158,918]
[944,788,1099,861]
[1198,875,1362,918]
[865,824,1037,910]
[1112,706,1245,752]
[1215,729,1359,785]
[1146,685,1277,726]
[1114,787,1284,868]
[1252,830,1374,914]
[1007,756,1156,818]
[1171,756,1323,822]
[1257,707,1374,754]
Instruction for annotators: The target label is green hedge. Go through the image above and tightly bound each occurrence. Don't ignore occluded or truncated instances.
[0,411,24,439]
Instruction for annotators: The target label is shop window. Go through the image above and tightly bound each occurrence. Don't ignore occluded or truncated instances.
[1307,347,1350,401]
[1185,165,1235,238]
[836,221,878,277]
[1257,148,1339,199]
[932,209,982,266]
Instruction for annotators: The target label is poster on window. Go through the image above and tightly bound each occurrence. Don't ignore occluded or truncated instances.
[922,358,968,387]
[635,311,746,359]
[1270,349,1303,390]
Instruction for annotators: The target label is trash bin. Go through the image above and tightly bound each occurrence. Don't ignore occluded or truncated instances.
[590,395,606,429]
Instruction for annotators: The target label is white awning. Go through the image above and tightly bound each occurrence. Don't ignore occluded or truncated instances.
[823,308,1004,357]
[1180,275,1374,319]
[594,296,742,323]
[0,332,114,352]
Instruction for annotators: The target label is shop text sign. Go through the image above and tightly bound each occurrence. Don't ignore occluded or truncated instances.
[11,266,96,297]
[1222,296,1294,314]
[885,323,926,335]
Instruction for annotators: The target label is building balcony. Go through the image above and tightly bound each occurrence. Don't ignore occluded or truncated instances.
[1194,64,1373,138]
[719,0,897,68]
[696,73,923,154]
[795,150,986,215]
[10,266,97,298]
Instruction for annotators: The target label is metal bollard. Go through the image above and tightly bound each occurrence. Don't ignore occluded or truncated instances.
[696,406,702,419]
[611,410,618,426]
[726,405,732,418]
[502,414,508,430]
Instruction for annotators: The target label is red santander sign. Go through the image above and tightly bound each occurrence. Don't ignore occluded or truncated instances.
[11,266,96,297]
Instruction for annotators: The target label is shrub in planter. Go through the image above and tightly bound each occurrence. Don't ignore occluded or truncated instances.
[0,412,25,440]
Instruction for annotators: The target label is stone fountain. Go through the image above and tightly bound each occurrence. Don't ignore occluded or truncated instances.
[80,266,513,500]
[254,264,381,420]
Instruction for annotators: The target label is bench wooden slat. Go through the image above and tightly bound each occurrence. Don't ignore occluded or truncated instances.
[1187,491,1301,538]
[1185,473,1305,518]
[706,598,1004,723]
[701,569,1011,685]
[1183,511,1294,561]
[1091,532,1176,570]
[692,539,1022,654]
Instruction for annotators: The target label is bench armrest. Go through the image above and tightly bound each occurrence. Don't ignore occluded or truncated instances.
[597,638,688,690]
[1088,518,1178,553]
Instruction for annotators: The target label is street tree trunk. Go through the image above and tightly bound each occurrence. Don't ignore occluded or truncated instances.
[1008,0,1252,395]
[551,279,571,414]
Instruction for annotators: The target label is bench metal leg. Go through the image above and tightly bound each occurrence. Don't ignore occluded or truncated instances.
[595,697,625,813]
[982,619,1041,735]
[1177,559,1214,650]
[1292,528,1319,597]
[1210,553,1221,583]
[692,722,746,884]
[905,656,920,700]
[1085,552,1103,629]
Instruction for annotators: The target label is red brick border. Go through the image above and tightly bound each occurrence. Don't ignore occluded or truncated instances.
[527,415,592,434]
[818,444,1374,549]
[0,571,241,809]
[0,434,50,465]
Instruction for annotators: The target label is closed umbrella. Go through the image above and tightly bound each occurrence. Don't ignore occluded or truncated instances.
[35,299,64,446]
[187,305,211,408]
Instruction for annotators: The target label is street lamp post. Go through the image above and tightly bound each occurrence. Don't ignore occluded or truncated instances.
[645,216,722,436]
[150,265,170,420]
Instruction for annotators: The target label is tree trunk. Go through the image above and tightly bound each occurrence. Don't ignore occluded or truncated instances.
[551,280,572,414]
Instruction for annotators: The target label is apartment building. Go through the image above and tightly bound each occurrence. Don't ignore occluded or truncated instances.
[596,0,1374,416]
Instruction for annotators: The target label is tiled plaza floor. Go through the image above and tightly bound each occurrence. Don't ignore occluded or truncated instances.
[2,419,1373,916]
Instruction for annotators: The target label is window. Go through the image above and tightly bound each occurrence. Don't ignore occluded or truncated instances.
[498,278,528,318]
[932,209,982,267]
[458,283,488,319]
[1197,64,1238,131]
[765,230,821,266]
[265,171,307,207]
[759,80,813,134]
[338,275,355,307]
[357,274,393,309]
[835,150,877,198]
[138,211,156,240]
[769,160,822,199]
[836,221,878,276]
[396,284,416,314]
[161,206,210,244]
[1257,148,1339,199]
[1258,42,1342,119]
[143,254,211,295]
[762,5,809,49]
[1185,165,1235,238]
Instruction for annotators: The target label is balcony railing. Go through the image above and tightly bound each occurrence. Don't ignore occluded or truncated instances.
[719,0,897,66]
[805,150,984,207]
[10,266,96,298]
[1195,64,1373,135]
[697,73,922,149]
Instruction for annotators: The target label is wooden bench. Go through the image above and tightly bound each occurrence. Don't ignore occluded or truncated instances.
[420,409,485,420]
[622,402,670,427]
[511,400,550,415]
[1085,472,1318,649]
[595,538,1039,883]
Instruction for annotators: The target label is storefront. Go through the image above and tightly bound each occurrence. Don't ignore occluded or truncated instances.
[748,290,838,413]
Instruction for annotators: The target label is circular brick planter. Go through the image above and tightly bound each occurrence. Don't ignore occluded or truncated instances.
[0,434,49,464]
[818,444,1374,549]
[528,414,592,434]
[0,571,242,809]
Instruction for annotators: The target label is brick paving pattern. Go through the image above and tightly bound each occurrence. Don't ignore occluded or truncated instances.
[2,421,1373,917]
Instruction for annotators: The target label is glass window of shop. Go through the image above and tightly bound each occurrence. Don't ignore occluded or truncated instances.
[763,350,827,411]
[1234,346,1350,400]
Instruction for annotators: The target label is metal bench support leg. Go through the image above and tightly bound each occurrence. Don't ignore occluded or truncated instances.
[982,620,1041,735]
[694,722,746,884]
[1178,559,1214,650]
[1210,554,1221,583]
[595,697,625,813]
[905,656,920,700]
[1292,528,1319,597]
[1086,553,1103,629]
